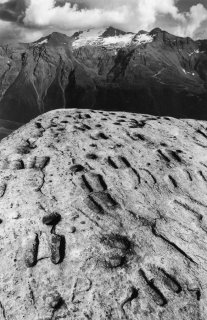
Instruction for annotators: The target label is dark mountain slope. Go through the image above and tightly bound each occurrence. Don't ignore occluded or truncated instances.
[0,118,21,139]
[72,27,207,118]
[0,32,96,122]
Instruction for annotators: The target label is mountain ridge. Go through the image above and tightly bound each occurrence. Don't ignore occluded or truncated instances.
[0,26,207,124]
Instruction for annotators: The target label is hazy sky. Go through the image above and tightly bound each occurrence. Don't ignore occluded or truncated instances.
[0,0,207,43]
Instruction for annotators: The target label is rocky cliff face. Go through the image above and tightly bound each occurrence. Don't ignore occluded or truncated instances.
[0,108,207,319]
[0,27,207,123]
[72,27,207,119]
[0,32,96,123]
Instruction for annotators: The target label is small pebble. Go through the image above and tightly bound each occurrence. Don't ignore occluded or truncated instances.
[42,212,61,225]
[68,226,76,233]
[9,160,24,170]
[70,164,84,173]
[47,293,62,309]
[9,210,20,220]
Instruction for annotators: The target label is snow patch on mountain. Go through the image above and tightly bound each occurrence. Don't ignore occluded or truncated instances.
[33,39,48,46]
[189,49,200,56]
[72,28,134,49]
[132,33,154,45]
[72,28,154,49]
[102,34,134,46]
[182,68,197,76]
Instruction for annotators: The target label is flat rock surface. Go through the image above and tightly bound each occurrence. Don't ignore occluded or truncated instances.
[0,109,207,319]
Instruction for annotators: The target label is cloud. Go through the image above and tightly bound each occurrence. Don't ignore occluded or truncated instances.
[184,4,207,37]
[162,3,207,38]
[0,22,43,43]
[0,0,207,43]
[0,0,26,22]
[23,0,128,29]
[23,0,207,38]
[0,18,10,30]
[23,0,180,30]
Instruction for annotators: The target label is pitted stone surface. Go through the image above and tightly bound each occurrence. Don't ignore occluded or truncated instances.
[0,108,207,319]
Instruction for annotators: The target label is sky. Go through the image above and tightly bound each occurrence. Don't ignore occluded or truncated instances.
[0,0,207,43]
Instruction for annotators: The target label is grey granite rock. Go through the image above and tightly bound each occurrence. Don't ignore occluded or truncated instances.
[0,108,207,319]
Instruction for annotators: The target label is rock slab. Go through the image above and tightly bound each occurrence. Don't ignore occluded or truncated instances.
[0,109,207,319]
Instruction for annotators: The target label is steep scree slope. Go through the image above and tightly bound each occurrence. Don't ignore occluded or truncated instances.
[0,27,207,122]
[0,109,207,319]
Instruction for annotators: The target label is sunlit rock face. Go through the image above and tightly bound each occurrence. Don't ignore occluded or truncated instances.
[0,108,207,319]
[0,27,207,123]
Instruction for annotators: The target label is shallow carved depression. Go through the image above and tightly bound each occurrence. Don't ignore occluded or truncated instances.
[0,108,206,319]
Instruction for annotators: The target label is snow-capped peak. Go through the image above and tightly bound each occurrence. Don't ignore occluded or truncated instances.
[72,27,134,49]
[36,39,48,45]
[72,27,154,49]
[73,28,106,43]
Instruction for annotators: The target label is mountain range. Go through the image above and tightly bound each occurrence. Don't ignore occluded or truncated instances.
[0,26,207,127]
